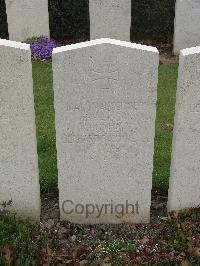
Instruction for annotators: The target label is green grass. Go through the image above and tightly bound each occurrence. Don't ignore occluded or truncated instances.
[33,61,57,190]
[153,65,178,189]
[32,62,178,191]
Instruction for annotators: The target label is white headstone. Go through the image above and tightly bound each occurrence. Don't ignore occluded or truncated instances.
[5,0,49,42]
[53,39,159,224]
[89,0,131,41]
[173,0,200,55]
[0,39,40,221]
[168,46,200,211]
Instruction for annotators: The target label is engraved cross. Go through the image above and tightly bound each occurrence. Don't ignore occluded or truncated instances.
[90,61,119,89]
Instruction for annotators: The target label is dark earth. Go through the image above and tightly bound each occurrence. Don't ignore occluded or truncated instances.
[40,189,168,254]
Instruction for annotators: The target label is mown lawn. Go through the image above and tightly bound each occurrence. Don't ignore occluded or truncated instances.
[33,61,57,190]
[32,62,178,191]
[153,65,178,189]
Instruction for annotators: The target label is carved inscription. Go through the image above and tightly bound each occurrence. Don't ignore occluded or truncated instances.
[63,101,150,144]
[90,60,119,89]
[66,101,148,112]
[94,0,120,8]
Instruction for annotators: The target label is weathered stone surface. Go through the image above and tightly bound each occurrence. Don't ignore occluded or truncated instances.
[173,0,200,55]
[53,39,159,224]
[89,0,131,41]
[5,0,49,42]
[0,39,40,221]
[168,46,200,211]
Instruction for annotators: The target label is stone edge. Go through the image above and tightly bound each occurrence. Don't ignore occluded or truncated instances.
[53,38,158,54]
[0,38,30,50]
[181,46,200,56]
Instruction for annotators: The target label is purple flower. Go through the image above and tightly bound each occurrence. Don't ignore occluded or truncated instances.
[0,208,5,214]
[30,36,58,60]
[39,35,49,43]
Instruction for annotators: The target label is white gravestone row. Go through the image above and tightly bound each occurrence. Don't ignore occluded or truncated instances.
[4,0,131,42]
[4,0,200,56]
[53,39,159,224]
[168,46,200,212]
[5,0,49,42]
[0,39,41,221]
[1,37,200,224]
[89,0,131,41]
[173,0,200,55]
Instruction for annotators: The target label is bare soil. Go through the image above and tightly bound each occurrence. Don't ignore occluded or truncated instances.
[40,189,168,253]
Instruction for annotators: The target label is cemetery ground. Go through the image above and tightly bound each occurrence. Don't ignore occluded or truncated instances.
[0,60,200,265]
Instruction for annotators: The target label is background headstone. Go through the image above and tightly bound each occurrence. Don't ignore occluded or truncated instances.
[89,0,131,41]
[168,46,200,211]
[53,39,159,224]
[5,0,49,42]
[0,39,40,221]
[173,0,200,55]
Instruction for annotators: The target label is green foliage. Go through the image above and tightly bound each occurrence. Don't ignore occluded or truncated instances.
[0,211,48,265]
[24,36,39,44]
[89,209,200,265]
[0,207,199,265]
[159,208,200,264]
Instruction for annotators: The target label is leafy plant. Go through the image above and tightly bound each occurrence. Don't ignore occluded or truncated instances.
[0,200,12,210]
[25,36,39,44]
[0,210,50,265]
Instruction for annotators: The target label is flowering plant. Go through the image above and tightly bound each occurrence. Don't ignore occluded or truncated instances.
[30,36,58,60]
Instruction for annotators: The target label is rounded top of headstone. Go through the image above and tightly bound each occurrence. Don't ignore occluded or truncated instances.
[181,46,200,56]
[53,38,158,55]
